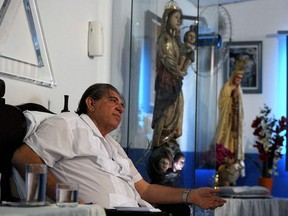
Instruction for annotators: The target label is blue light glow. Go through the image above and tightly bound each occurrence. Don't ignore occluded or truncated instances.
[139,41,151,114]
[278,36,287,154]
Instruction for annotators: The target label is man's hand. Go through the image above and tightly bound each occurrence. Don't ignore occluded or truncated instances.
[188,187,226,210]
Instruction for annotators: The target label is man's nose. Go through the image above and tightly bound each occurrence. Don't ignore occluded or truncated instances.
[116,104,125,113]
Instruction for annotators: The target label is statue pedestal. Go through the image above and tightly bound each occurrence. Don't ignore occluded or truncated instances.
[218,163,241,186]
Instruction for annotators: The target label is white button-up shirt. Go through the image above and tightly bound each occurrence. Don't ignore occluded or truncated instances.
[25,112,151,208]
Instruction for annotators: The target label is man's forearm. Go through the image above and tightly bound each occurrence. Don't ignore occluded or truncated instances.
[12,143,59,201]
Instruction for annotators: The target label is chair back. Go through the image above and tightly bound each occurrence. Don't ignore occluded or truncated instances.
[0,79,53,201]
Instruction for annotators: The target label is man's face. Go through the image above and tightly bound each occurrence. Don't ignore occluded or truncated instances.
[90,90,124,136]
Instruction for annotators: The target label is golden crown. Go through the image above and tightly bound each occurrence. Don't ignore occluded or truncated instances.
[164,0,179,10]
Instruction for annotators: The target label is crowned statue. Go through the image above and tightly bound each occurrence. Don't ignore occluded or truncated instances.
[215,57,247,186]
[148,0,195,186]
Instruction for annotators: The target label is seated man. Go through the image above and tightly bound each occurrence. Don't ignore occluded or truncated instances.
[12,83,225,209]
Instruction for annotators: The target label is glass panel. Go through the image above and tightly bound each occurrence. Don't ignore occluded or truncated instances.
[127,0,159,180]
[126,0,200,186]
[114,0,220,194]
[195,2,220,189]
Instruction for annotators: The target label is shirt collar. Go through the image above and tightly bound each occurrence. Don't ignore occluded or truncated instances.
[80,114,104,138]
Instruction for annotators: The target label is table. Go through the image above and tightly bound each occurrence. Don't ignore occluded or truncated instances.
[0,204,106,216]
[0,204,168,216]
[215,198,288,216]
[105,209,166,216]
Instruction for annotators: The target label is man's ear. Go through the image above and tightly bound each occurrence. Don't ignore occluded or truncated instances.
[85,97,96,112]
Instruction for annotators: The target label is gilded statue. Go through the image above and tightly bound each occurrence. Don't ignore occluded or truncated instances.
[151,5,193,150]
[216,58,247,183]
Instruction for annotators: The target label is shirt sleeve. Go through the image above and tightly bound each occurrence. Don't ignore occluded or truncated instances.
[24,115,74,167]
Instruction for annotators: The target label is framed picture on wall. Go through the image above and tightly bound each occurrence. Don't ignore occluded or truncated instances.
[224,41,262,94]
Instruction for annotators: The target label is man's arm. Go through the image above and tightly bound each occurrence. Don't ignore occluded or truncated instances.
[11,143,59,201]
[135,179,225,210]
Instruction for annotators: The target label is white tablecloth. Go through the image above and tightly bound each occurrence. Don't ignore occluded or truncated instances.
[0,204,106,216]
[215,198,288,216]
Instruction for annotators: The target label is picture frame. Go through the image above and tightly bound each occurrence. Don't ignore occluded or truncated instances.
[224,41,262,94]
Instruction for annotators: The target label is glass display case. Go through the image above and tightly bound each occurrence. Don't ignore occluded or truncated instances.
[111,0,223,196]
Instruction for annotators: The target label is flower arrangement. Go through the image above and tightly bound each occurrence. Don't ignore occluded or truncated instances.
[216,143,235,169]
[251,104,287,178]
[199,143,235,169]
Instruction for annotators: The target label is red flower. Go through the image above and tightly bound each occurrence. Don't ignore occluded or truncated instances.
[251,117,262,128]
[215,144,234,168]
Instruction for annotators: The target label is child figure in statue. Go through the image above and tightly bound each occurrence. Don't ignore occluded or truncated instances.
[179,28,196,73]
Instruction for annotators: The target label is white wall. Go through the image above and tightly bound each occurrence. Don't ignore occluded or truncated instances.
[1,0,287,153]
[2,0,113,113]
